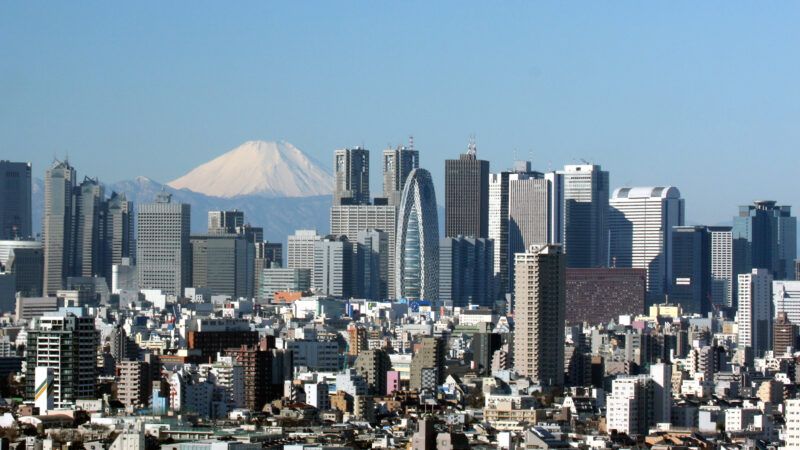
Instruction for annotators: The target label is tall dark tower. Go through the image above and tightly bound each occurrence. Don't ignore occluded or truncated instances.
[444,139,489,238]
[333,147,370,206]
[382,140,418,206]
[0,161,32,240]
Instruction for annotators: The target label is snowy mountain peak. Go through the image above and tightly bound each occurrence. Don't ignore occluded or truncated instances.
[167,140,332,198]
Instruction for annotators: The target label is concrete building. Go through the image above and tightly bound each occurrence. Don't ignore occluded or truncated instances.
[190,233,250,299]
[773,312,797,355]
[334,147,370,206]
[669,226,711,315]
[287,229,321,284]
[565,268,646,325]
[560,164,609,269]
[116,359,151,409]
[136,192,191,296]
[356,229,389,300]
[395,168,440,301]
[0,161,32,240]
[353,349,392,395]
[785,399,800,449]
[709,226,734,308]
[774,280,800,326]
[207,210,244,234]
[103,192,133,283]
[609,186,685,304]
[4,242,44,297]
[73,177,104,279]
[439,236,494,308]
[738,268,773,359]
[444,142,489,239]
[261,268,310,301]
[42,160,77,295]
[382,143,418,206]
[313,235,354,299]
[513,244,565,386]
[733,201,797,281]
[26,311,98,408]
[410,337,445,391]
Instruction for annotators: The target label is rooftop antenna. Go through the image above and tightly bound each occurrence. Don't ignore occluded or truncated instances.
[580,158,590,165]
[409,135,415,151]
[467,134,477,156]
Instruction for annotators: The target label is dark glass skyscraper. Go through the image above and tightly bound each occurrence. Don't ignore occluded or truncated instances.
[733,201,797,281]
[439,236,494,308]
[561,164,609,268]
[669,226,711,315]
[0,161,32,240]
[444,142,489,238]
[334,147,370,206]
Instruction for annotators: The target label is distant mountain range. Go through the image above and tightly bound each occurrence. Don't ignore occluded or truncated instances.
[32,141,333,242]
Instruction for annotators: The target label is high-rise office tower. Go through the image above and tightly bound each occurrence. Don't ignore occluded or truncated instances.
[287,229,321,284]
[737,268,773,359]
[709,226,734,309]
[136,192,191,296]
[444,142,489,238]
[395,168,439,301]
[409,337,445,391]
[733,201,797,281]
[334,147,370,206]
[382,144,418,206]
[330,205,397,296]
[208,210,245,234]
[190,233,250,298]
[513,244,566,386]
[609,186,684,304]
[74,177,104,278]
[489,161,537,298]
[43,160,77,296]
[26,311,99,408]
[313,235,355,299]
[357,229,389,300]
[507,170,563,292]
[103,192,133,282]
[254,241,282,301]
[439,236,494,308]
[669,226,711,315]
[6,244,44,297]
[0,161,32,240]
[560,164,609,268]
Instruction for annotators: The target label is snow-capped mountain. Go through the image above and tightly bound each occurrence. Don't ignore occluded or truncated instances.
[168,140,332,198]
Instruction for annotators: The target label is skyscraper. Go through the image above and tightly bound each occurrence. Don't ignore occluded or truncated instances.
[444,141,489,238]
[609,186,685,304]
[136,192,191,296]
[395,168,439,301]
[560,164,609,268]
[190,233,250,298]
[513,244,566,386]
[738,268,773,359]
[439,236,494,308]
[313,235,355,299]
[287,229,321,284]
[709,226,734,309]
[0,161,32,240]
[357,229,389,300]
[489,161,537,298]
[669,226,711,315]
[334,147,370,206]
[43,160,77,296]
[208,210,244,234]
[74,177,104,278]
[382,144,418,206]
[733,201,797,281]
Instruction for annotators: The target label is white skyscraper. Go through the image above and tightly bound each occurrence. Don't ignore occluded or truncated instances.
[136,192,191,296]
[287,229,321,283]
[709,226,733,308]
[560,164,609,269]
[609,186,684,303]
[738,268,773,358]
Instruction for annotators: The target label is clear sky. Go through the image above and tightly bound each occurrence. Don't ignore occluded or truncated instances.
[2,2,799,225]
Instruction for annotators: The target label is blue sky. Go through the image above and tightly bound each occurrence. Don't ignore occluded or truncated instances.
[1,2,799,225]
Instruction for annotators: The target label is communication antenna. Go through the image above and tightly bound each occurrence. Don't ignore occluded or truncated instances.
[409,135,415,151]
[467,134,477,156]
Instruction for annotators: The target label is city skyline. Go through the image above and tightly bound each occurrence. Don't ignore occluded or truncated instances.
[2,3,800,229]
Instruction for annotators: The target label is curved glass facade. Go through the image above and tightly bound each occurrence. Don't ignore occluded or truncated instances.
[395,168,439,301]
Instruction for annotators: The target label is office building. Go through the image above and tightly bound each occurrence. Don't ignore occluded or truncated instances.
[565,268,646,325]
[0,161,32,240]
[439,236,494,308]
[395,168,440,301]
[773,280,800,326]
[513,244,566,386]
[709,226,734,309]
[560,164,609,268]
[733,201,797,281]
[382,143,418,206]
[186,318,259,363]
[331,205,397,296]
[334,147,370,206]
[313,235,355,299]
[444,142,489,238]
[43,160,77,295]
[207,210,244,233]
[136,192,191,296]
[287,229,321,282]
[103,192,133,281]
[489,161,537,298]
[357,229,389,300]
[738,268,773,358]
[261,268,311,301]
[191,233,251,298]
[773,312,797,355]
[0,273,13,313]
[669,226,711,315]
[73,177,104,279]
[3,241,43,297]
[609,186,685,304]
[26,311,99,408]
[409,337,445,391]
